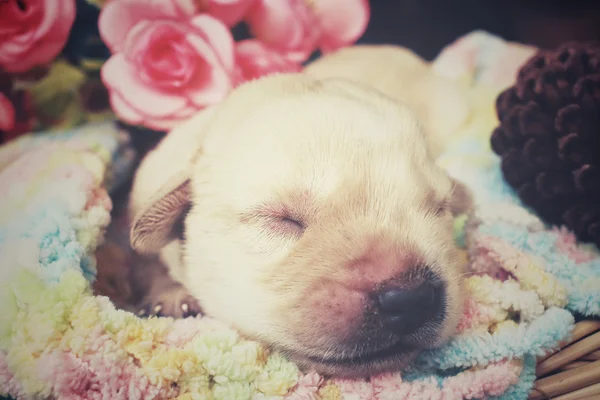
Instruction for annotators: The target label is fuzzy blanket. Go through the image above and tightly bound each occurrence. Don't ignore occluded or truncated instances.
[1,31,599,400]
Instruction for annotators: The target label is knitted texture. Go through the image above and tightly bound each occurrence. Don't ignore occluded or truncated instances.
[491,41,600,248]
[0,32,598,400]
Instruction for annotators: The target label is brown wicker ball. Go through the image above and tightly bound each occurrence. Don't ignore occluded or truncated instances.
[491,41,600,248]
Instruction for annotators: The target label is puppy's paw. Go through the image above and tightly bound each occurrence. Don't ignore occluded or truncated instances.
[137,285,202,319]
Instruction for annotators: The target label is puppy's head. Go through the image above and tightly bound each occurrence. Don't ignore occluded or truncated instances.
[131,74,471,377]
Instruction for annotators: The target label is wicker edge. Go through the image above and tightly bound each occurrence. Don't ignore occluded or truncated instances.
[529,320,600,399]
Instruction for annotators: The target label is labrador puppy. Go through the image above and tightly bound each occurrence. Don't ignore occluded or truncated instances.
[126,47,472,378]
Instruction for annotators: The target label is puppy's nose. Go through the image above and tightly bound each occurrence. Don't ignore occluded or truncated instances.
[375,282,443,336]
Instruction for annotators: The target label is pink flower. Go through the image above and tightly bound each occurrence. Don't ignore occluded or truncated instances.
[0,93,15,133]
[246,0,370,62]
[235,39,302,82]
[0,0,76,73]
[101,12,235,131]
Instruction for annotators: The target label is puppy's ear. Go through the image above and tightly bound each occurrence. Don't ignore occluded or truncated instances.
[130,171,191,254]
[449,178,474,216]
[128,106,219,254]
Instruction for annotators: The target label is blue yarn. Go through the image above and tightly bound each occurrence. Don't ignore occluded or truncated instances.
[0,124,129,286]
[392,309,571,398]
[414,307,574,371]
[80,255,97,283]
[478,162,521,204]
[29,204,85,284]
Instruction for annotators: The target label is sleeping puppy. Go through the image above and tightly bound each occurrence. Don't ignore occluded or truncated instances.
[127,48,472,378]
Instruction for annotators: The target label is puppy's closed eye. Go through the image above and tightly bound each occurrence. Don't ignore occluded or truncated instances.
[276,215,306,235]
[433,198,450,217]
[424,190,450,218]
[242,204,306,238]
[427,178,473,218]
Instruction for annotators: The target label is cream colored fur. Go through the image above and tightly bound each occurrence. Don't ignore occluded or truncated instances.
[304,45,471,157]
[127,46,472,377]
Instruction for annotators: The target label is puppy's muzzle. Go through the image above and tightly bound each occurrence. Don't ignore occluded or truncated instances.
[375,279,445,336]
[287,266,449,378]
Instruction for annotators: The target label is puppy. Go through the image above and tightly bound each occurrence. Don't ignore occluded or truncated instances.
[127,48,472,377]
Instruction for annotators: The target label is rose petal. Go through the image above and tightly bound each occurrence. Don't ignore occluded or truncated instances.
[208,0,257,27]
[186,66,231,106]
[8,36,71,73]
[99,0,198,53]
[184,33,233,106]
[98,2,137,53]
[111,92,196,131]
[235,39,302,81]
[0,93,16,132]
[34,0,74,40]
[109,92,143,125]
[122,19,157,61]
[144,114,192,131]
[246,0,300,46]
[246,0,319,62]
[188,14,235,73]
[172,105,198,119]
[101,53,188,118]
[315,0,370,53]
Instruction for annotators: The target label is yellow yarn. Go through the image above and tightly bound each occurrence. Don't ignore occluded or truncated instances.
[465,275,545,324]
[318,382,343,400]
[255,354,299,396]
[504,257,568,309]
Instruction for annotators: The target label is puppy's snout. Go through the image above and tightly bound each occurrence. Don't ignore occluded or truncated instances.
[375,280,444,336]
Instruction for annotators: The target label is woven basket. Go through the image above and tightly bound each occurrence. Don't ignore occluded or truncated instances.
[530,320,600,399]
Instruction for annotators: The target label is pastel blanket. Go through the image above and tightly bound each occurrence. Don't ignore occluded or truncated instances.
[1,32,599,400]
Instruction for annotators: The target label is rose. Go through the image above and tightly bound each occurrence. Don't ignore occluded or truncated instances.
[101,12,235,131]
[102,14,234,130]
[234,39,302,82]
[245,0,370,63]
[0,0,76,73]
[101,19,235,131]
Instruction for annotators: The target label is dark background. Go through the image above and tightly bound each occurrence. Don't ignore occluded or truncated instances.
[355,0,600,59]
